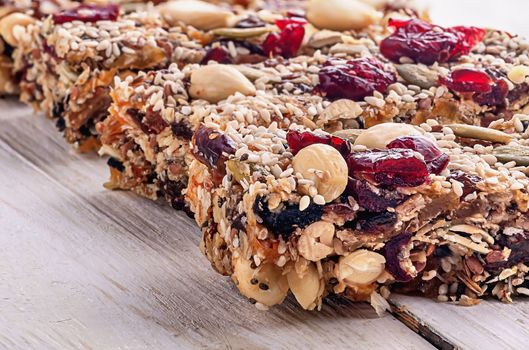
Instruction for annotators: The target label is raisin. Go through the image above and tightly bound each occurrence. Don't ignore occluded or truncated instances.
[382,232,414,282]
[193,125,236,169]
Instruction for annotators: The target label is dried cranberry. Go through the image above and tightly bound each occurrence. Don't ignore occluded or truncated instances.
[201,47,233,65]
[447,170,482,197]
[262,18,306,58]
[53,4,119,24]
[382,233,414,282]
[347,149,429,188]
[315,58,397,101]
[387,136,449,175]
[286,129,351,156]
[127,108,168,135]
[193,126,235,169]
[380,18,486,65]
[346,178,405,212]
[440,69,509,106]
[253,195,323,239]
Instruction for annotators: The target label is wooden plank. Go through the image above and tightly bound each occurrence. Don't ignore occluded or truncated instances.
[0,100,433,349]
[390,295,529,350]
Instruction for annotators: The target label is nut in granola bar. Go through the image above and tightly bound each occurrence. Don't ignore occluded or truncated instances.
[0,12,34,47]
[337,249,386,286]
[508,65,529,84]
[287,262,324,310]
[297,221,335,261]
[354,123,424,149]
[306,0,382,31]
[189,64,256,103]
[232,257,289,307]
[292,143,348,203]
[158,0,235,31]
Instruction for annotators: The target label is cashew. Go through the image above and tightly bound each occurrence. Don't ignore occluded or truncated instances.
[189,64,256,103]
[158,0,235,31]
[354,123,424,149]
[0,12,35,47]
[337,249,386,286]
[306,0,382,31]
[292,143,348,203]
[297,221,335,261]
[287,262,323,310]
[232,257,289,307]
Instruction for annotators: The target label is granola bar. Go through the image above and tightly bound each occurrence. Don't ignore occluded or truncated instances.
[186,117,529,311]
[13,4,208,150]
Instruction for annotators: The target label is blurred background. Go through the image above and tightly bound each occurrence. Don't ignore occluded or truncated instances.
[426,0,528,36]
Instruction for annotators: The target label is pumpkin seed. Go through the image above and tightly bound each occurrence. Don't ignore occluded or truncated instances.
[492,145,529,166]
[211,26,272,39]
[396,64,439,89]
[308,30,342,48]
[446,124,513,144]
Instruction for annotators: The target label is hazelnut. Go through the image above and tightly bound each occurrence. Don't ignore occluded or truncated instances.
[337,249,386,286]
[232,257,289,307]
[354,123,424,149]
[189,64,256,103]
[297,221,335,261]
[508,65,529,85]
[292,143,348,203]
[158,0,235,31]
[0,12,34,47]
[287,262,323,310]
[306,0,382,31]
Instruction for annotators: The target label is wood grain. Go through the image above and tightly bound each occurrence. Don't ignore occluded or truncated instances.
[0,100,433,349]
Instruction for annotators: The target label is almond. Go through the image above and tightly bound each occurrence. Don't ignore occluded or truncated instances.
[189,64,256,103]
[158,0,234,31]
[287,262,323,310]
[354,122,424,149]
[292,143,348,203]
[0,12,34,47]
[337,249,386,286]
[306,0,382,31]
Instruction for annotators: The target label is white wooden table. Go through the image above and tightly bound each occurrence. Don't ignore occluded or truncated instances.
[1,2,529,349]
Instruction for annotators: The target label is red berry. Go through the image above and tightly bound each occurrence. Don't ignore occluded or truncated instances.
[316,57,397,101]
[387,136,449,175]
[53,4,119,24]
[262,18,306,58]
[440,69,509,106]
[347,149,429,188]
[201,47,233,65]
[380,18,486,65]
[286,129,352,156]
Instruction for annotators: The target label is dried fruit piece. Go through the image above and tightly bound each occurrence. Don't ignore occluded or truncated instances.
[347,149,429,187]
[387,136,449,175]
[440,68,509,106]
[337,249,386,286]
[316,58,396,101]
[380,18,486,65]
[447,170,482,197]
[193,126,236,169]
[53,4,119,24]
[346,178,405,212]
[253,196,324,239]
[200,47,233,64]
[382,233,414,282]
[262,18,306,58]
[158,0,234,30]
[292,144,349,203]
[286,129,351,156]
[354,123,423,150]
[189,64,256,103]
[306,0,382,31]
[232,258,289,307]
[0,12,35,46]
